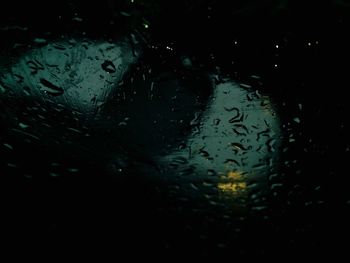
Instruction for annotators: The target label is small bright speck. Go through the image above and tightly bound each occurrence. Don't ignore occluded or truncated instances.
[144,24,149,29]
[234,41,238,45]
[308,42,311,46]
[274,64,278,68]
[293,117,301,123]
[275,44,279,49]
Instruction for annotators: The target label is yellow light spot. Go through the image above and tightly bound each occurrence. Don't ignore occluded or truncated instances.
[218,182,246,193]
[227,171,242,180]
[217,170,247,195]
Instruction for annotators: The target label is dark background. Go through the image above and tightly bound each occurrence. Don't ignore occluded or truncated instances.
[1,0,350,257]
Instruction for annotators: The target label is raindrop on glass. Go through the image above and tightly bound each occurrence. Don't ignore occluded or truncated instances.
[101,60,117,73]
[39,78,64,96]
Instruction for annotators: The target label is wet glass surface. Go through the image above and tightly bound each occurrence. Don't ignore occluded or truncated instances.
[1,0,350,257]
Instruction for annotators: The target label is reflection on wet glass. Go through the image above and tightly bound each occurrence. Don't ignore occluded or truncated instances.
[1,39,138,114]
[217,171,246,195]
[0,38,281,215]
[159,79,281,208]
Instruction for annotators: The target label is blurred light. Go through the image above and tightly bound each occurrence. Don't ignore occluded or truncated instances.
[218,182,246,193]
[227,171,242,180]
[218,171,246,194]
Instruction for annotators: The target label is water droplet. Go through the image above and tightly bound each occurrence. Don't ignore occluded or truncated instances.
[199,148,210,158]
[3,143,13,150]
[67,168,79,173]
[230,142,248,151]
[26,60,44,74]
[23,86,31,96]
[67,127,82,133]
[72,17,83,22]
[189,183,199,191]
[202,181,215,187]
[251,205,267,212]
[120,11,131,17]
[52,44,66,50]
[179,167,195,176]
[228,108,241,123]
[68,39,77,46]
[207,169,216,176]
[0,25,28,31]
[304,201,313,207]
[24,174,33,179]
[11,128,39,140]
[239,83,251,89]
[181,56,192,68]
[266,138,276,152]
[224,159,240,166]
[233,124,249,136]
[224,106,238,112]
[172,156,188,165]
[190,112,201,126]
[101,60,116,73]
[7,163,18,168]
[18,123,29,129]
[250,75,261,79]
[13,74,24,83]
[33,38,47,44]
[39,78,64,96]
[256,128,271,141]
[213,118,221,126]
[293,117,301,123]
[0,83,6,93]
[118,121,128,126]
[270,183,283,191]
[260,99,270,107]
